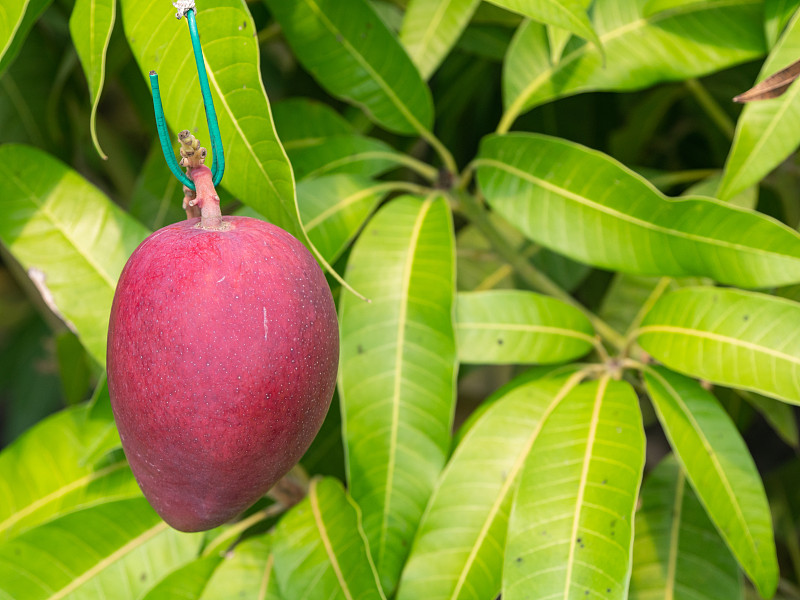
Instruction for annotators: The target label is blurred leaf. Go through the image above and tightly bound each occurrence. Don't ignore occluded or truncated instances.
[643,366,778,597]
[0,0,52,77]
[398,370,584,600]
[287,134,406,181]
[685,173,757,210]
[487,0,601,55]
[69,0,115,159]
[738,390,799,447]
[265,0,434,136]
[399,0,482,79]
[499,1,765,131]
[273,478,386,600]
[477,133,800,288]
[122,0,303,238]
[200,535,282,599]
[0,144,149,366]
[141,555,223,600]
[765,0,800,47]
[638,286,800,405]
[339,195,456,593]
[457,23,514,61]
[503,377,645,600]
[629,455,742,600]
[456,290,595,364]
[302,392,345,480]
[273,97,356,141]
[599,275,669,336]
[55,330,92,405]
[719,12,800,200]
[0,404,137,541]
[642,0,709,15]
[0,498,204,599]
[127,146,186,231]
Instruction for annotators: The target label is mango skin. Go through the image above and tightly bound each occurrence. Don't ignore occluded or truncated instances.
[107,216,338,532]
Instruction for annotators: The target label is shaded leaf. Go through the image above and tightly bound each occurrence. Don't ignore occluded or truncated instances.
[0,0,52,77]
[643,366,778,598]
[141,555,223,600]
[397,370,584,600]
[265,0,434,136]
[499,1,765,131]
[456,289,594,364]
[738,390,799,447]
[339,195,456,593]
[765,0,800,47]
[503,377,645,600]
[400,0,482,79]
[127,146,186,231]
[69,0,115,158]
[287,134,406,181]
[273,97,356,142]
[122,0,303,237]
[0,144,149,366]
[477,133,800,288]
[273,478,385,600]
[629,455,742,600]
[638,286,800,405]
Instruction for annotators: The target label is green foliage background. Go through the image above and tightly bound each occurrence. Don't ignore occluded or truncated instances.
[2,0,800,598]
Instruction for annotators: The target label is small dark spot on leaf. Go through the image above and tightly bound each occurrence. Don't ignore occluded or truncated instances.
[516,556,522,563]
[336,34,343,42]
[242,20,247,28]
[743,314,749,321]
[357,344,364,354]
[585,591,589,596]
[607,589,611,594]
[576,537,582,543]
[140,573,147,582]
[497,338,504,345]
[602,479,607,485]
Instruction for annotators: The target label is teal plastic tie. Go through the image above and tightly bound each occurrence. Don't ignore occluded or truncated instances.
[149,5,225,191]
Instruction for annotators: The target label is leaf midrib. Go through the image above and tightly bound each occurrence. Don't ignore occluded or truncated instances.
[309,481,355,600]
[0,0,30,65]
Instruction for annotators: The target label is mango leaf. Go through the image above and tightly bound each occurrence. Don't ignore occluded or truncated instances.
[0,144,149,366]
[273,97,356,141]
[499,0,765,132]
[141,555,223,600]
[128,146,186,231]
[69,0,115,159]
[546,0,592,63]
[201,536,282,599]
[486,0,600,54]
[456,290,594,364]
[765,0,799,46]
[738,390,799,447]
[638,286,800,405]
[642,0,708,15]
[0,498,204,600]
[476,133,800,288]
[643,366,778,598]
[286,134,406,181]
[0,404,138,541]
[0,0,52,77]
[718,11,800,201]
[264,0,434,136]
[122,0,303,238]
[272,478,386,600]
[399,0,482,79]
[503,377,645,600]
[629,455,742,600]
[397,370,584,600]
[339,195,456,593]
[685,173,757,210]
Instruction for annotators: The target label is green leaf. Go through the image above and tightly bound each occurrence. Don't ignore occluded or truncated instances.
[69,0,115,159]
[455,290,594,364]
[298,175,393,264]
[0,0,52,77]
[738,390,799,447]
[642,0,709,16]
[486,0,600,55]
[765,0,799,46]
[0,498,204,600]
[264,0,434,136]
[122,0,303,238]
[0,404,138,541]
[637,286,800,405]
[339,195,456,593]
[499,1,765,132]
[477,133,800,288]
[397,370,584,600]
[643,366,778,598]
[273,97,356,141]
[272,478,386,600]
[200,536,282,600]
[287,134,406,181]
[141,555,223,600]
[399,0,482,79]
[503,377,645,600]
[718,11,800,201]
[629,455,742,600]
[127,146,187,231]
[0,144,149,366]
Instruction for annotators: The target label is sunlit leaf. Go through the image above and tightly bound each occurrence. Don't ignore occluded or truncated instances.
[0,0,52,77]
[503,377,645,600]
[273,478,386,600]
[638,286,800,405]
[456,290,594,364]
[477,133,800,288]
[141,555,223,600]
[0,144,149,365]
[629,455,742,600]
[339,195,456,593]
[643,366,778,598]
[69,0,115,159]
[265,0,434,136]
[765,0,799,46]
[200,535,282,599]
